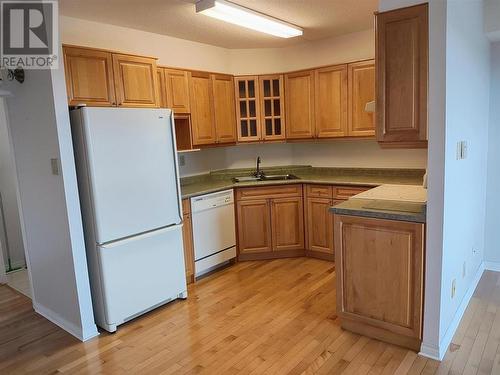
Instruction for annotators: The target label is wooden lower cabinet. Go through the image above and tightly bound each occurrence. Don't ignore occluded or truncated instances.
[271,197,304,252]
[181,199,195,284]
[334,214,425,350]
[236,185,305,260]
[237,199,273,255]
[305,197,334,258]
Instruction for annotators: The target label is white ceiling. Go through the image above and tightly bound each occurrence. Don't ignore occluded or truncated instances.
[60,0,378,49]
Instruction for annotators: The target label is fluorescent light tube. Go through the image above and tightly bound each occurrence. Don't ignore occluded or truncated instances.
[196,0,303,38]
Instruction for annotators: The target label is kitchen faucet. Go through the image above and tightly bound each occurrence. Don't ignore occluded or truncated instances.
[255,156,264,178]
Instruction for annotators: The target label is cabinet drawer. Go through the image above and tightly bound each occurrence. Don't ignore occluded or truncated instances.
[334,186,371,200]
[236,185,302,201]
[306,184,333,198]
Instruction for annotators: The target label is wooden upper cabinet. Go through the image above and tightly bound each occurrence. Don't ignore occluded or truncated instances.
[63,46,116,107]
[271,197,305,251]
[375,3,428,147]
[157,68,167,108]
[164,69,190,113]
[212,74,237,144]
[189,71,216,146]
[285,70,315,139]
[260,75,286,141]
[235,76,261,142]
[237,199,273,255]
[348,60,375,137]
[112,54,159,108]
[314,65,348,138]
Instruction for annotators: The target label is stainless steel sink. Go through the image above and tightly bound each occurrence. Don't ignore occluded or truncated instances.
[232,174,299,183]
[261,174,299,181]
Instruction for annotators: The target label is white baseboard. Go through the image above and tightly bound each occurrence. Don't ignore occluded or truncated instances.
[419,343,441,361]
[33,301,99,342]
[484,261,500,272]
[422,262,485,361]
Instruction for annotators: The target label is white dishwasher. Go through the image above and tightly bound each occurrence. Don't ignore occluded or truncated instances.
[191,189,236,277]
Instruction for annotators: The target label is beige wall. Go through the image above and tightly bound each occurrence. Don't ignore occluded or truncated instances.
[61,16,427,176]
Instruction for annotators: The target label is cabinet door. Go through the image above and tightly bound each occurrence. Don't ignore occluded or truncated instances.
[189,71,216,146]
[314,65,348,138]
[260,75,286,141]
[348,61,375,137]
[212,74,237,144]
[63,46,116,107]
[235,76,261,142]
[285,70,315,139]
[112,54,159,108]
[305,197,333,254]
[165,69,190,113]
[157,68,167,108]
[271,197,304,251]
[376,3,428,147]
[335,215,424,341]
[237,199,272,254]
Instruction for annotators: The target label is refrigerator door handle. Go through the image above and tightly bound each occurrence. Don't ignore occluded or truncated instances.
[100,223,183,249]
[169,112,184,222]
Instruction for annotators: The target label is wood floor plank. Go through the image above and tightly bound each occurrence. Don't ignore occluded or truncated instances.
[2,261,500,374]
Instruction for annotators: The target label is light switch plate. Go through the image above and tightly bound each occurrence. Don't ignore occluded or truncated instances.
[50,158,60,175]
[456,141,468,160]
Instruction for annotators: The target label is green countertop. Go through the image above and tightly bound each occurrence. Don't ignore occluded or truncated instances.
[180,166,425,199]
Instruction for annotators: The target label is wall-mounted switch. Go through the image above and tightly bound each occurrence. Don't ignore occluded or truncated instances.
[50,158,60,175]
[178,155,185,167]
[456,141,468,160]
[451,279,456,298]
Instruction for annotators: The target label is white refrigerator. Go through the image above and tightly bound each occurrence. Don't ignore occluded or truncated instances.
[70,107,187,332]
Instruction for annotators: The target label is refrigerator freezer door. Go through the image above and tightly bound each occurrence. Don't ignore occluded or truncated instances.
[97,224,186,330]
[81,107,182,243]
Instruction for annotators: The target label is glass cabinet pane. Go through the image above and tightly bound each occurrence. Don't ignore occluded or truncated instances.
[249,100,256,117]
[240,101,247,118]
[273,99,280,116]
[238,81,246,98]
[248,80,255,98]
[265,119,273,135]
[241,120,248,137]
[272,79,280,96]
[264,100,272,117]
[250,120,257,136]
[263,80,271,97]
[275,118,281,135]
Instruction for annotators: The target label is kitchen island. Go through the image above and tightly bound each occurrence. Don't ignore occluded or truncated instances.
[331,184,426,351]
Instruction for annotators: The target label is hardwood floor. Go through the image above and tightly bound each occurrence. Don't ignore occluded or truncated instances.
[0,259,499,374]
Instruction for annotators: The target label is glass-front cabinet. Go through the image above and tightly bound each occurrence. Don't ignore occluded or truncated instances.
[259,75,285,141]
[234,75,285,142]
[235,76,261,142]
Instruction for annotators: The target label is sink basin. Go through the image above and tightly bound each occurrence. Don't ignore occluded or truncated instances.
[261,174,299,181]
[232,174,299,183]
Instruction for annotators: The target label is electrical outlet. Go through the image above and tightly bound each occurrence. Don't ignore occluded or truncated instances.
[462,262,466,278]
[50,158,60,175]
[178,155,185,167]
[452,279,456,298]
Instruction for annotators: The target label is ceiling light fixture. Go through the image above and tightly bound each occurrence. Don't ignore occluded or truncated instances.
[195,0,303,38]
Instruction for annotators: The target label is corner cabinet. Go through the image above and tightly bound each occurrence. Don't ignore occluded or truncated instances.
[375,3,428,148]
[236,185,304,260]
[63,46,159,108]
[334,214,425,350]
[235,76,261,142]
[260,75,286,141]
